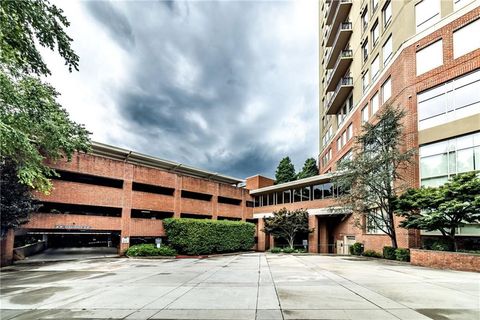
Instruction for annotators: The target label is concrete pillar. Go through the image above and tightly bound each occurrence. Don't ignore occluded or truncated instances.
[0,229,15,266]
[268,235,274,250]
[257,218,267,252]
[319,220,329,254]
[308,215,318,253]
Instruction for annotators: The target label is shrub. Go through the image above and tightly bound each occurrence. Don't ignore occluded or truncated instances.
[363,250,382,258]
[282,247,295,254]
[126,244,177,257]
[395,248,410,262]
[383,246,396,260]
[431,241,451,251]
[350,242,364,255]
[270,247,282,253]
[294,248,307,253]
[163,218,255,255]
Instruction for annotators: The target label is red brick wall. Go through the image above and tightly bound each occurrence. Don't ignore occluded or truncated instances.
[24,213,122,231]
[246,175,275,190]
[411,249,480,272]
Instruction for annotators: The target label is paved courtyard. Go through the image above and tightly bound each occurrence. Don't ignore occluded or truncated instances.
[0,253,478,320]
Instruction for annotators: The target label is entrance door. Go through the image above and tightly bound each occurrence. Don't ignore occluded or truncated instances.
[344,235,356,254]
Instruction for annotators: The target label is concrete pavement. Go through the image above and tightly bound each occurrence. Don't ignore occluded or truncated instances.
[0,253,478,319]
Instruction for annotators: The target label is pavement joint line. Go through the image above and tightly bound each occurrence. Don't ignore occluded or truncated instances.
[253,253,261,320]
[264,254,285,320]
[290,255,406,320]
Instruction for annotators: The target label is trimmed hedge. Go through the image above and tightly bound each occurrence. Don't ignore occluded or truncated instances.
[350,242,364,255]
[163,218,255,255]
[126,244,177,257]
[363,250,382,258]
[395,248,410,262]
[383,246,396,260]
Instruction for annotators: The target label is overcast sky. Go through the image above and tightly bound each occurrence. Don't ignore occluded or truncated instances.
[43,0,319,179]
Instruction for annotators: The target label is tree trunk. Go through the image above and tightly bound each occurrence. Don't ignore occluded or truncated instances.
[388,211,398,249]
[288,236,294,249]
[450,228,458,252]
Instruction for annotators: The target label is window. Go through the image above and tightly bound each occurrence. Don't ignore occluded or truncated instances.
[371,92,379,114]
[362,40,369,62]
[382,1,392,27]
[415,0,440,32]
[342,130,347,147]
[383,35,393,64]
[454,0,474,11]
[276,192,283,205]
[362,70,369,93]
[420,131,480,187]
[366,209,388,234]
[362,105,369,123]
[371,21,379,46]
[417,69,480,130]
[293,189,302,202]
[416,39,443,75]
[347,123,353,140]
[371,55,380,80]
[371,0,379,12]
[312,185,322,200]
[283,190,291,203]
[453,19,480,59]
[381,77,392,103]
[362,9,368,32]
[337,137,343,151]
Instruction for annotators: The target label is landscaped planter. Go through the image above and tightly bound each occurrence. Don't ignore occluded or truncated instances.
[410,249,480,272]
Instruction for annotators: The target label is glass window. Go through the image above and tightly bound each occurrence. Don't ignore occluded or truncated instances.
[454,0,475,10]
[283,190,291,203]
[347,124,353,140]
[416,39,443,75]
[383,35,393,65]
[382,77,392,103]
[371,92,379,114]
[254,196,260,207]
[371,21,379,46]
[383,1,392,27]
[276,192,283,205]
[371,55,380,80]
[312,185,322,200]
[302,187,310,201]
[293,188,302,202]
[453,19,480,59]
[415,0,440,32]
[268,193,274,206]
[457,149,475,173]
[366,209,387,234]
[323,183,333,198]
[371,0,379,12]
[362,105,369,123]
[362,40,369,62]
[362,9,368,31]
[261,195,268,207]
[337,137,342,151]
[420,154,448,178]
[362,70,369,92]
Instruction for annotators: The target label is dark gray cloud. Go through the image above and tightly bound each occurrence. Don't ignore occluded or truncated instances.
[78,0,318,179]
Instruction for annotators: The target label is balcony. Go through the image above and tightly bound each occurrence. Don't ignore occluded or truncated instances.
[326,77,353,115]
[325,22,353,67]
[325,0,339,25]
[325,50,353,92]
[325,0,352,44]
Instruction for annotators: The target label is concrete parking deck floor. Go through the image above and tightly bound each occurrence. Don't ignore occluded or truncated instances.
[0,253,478,320]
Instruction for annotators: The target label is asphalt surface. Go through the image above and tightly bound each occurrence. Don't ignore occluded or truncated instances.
[0,253,478,319]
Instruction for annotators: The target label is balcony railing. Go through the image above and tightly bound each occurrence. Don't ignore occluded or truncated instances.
[326,21,352,62]
[326,76,353,111]
[326,49,353,89]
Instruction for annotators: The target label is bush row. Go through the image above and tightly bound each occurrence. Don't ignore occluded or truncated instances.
[163,218,255,255]
[270,247,307,254]
[126,244,177,257]
[350,242,410,262]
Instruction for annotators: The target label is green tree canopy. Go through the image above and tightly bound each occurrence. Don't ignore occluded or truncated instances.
[275,156,296,184]
[396,172,480,251]
[332,105,415,248]
[263,208,313,249]
[297,157,318,180]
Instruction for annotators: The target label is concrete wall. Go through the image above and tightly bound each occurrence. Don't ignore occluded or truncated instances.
[13,241,47,260]
[410,249,480,272]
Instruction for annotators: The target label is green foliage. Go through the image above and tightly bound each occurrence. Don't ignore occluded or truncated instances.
[396,172,480,251]
[0,0,79,76]
[383,246,396,260]
[395,248,410,262]
[349,242,364,255]
[332,105,415,249]
[275,157,296,184]
[126,244,177,257]
[270,247,282,253]
[0,159,39,237]
[263,208,312,249]
[297,158,319,180]
[282,247,295,254]
[362,250,382,258]
[163,218,255,255]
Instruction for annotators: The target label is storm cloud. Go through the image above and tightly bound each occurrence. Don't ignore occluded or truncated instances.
[44,0,319,179]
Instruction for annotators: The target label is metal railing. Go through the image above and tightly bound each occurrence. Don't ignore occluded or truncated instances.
[326,49,353,87]
[326,76,353,110]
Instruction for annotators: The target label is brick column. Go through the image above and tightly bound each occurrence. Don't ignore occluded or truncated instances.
[173,175,182,218]
[120,164,134,254]
[0,229,15,266]
[319,220,329,254]
[257,218,267,251]
[212,184,219,220]
[308,215,318,253]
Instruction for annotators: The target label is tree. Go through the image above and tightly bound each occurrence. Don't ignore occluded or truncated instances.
[0,0,90,236]
[297,157,319,179]
[263,208,313,249]
[275,157,296,184]
[396,172,480,252]
[331,105,415,249]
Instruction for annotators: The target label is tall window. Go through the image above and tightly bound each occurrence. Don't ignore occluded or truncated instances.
[383,35,393,64]
[417,69,480,130]
[347,123,353,140]
[362,105,369,123]
[381,77,392,103]
[366,209,387,234]
[382,1,392,27]
[415,0,440,32]
[337,137,343,151]
[416,39,443,75]
[362,9,368,32]
[453,19,480,59]
[371,0,379,12]
[371,55,380,80]
[420,131,480,187]
[362,40,369,62]
[371,92,379,114]
[362,70,369,93]
[371,21,379,46]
